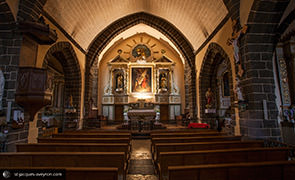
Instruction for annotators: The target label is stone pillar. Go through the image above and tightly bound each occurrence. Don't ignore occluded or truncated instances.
[239,34,280,139]
[184,63,197,118]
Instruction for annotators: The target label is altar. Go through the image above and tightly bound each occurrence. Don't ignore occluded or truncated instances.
[100,36,183,125]
[127,109,156,131]
[128,109,156,120]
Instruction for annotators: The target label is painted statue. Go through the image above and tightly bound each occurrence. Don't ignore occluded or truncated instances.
[116,74,124,89]
[160,73,168,89]
[227,19,248,77]
[234,77,244,102]
[205,88,214,108]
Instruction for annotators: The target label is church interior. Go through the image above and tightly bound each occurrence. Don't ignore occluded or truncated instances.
[0,0,295,179]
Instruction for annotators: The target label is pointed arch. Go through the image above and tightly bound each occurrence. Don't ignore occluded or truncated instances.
[199,42,234,127]
[85,12,197,117]
[43,41,82,129]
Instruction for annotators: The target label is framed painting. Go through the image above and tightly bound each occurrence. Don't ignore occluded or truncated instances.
[131,67,152,93]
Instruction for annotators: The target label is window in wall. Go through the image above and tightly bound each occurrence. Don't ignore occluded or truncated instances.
[223,72,230,97]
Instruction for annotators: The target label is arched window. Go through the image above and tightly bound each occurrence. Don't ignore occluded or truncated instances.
[223,72,230,97]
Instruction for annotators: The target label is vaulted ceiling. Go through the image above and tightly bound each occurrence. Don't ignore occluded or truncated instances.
[44,0,228,51]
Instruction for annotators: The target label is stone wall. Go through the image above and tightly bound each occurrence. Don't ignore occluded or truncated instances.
[0,0,49,151]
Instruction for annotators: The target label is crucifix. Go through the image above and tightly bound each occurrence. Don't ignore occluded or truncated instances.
[227,19,247,78]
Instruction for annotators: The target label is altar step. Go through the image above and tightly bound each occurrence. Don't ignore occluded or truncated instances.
[83,118,100,129]
[132,132,151,139]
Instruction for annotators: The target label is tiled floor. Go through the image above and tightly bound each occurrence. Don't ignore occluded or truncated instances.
[130,139,152,160]
[127,139,158,180]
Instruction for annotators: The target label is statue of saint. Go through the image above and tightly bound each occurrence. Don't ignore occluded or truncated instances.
[116,74,124,89]
[234,77,244,102]
[0,69,4,111]
[160,73,167,89]
[205,88,214,108]
[68,95,73,108]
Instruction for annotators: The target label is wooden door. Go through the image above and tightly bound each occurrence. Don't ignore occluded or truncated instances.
[115,105,124,122]
[160,104,169,122]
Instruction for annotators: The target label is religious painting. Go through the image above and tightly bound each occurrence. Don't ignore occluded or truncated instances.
[131,67,152,93]
[132,44,151,60]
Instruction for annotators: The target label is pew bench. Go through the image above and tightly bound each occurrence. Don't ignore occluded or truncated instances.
[0,152,126,180]
[150,132,227,139]
[38,137,130,145]
[151,129,217,133]
[64,130,130,133]
[157,147,291,180]
[4,167,118,180]
[153,140,264,161]
[168,161,295,180]
[52,133,131,139]
[17,143,130,160]
[151,136,242,154]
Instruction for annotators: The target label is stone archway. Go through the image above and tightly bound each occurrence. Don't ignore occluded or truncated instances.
[16,0,47,21]
[199,43,235,131]
[85,12,196,118]
[43,42,82,130]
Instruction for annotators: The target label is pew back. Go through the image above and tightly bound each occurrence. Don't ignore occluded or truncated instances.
[37,137,130,144]
[154,140,264,161]
[151,136,242,153]
[168,161,295,180]
[52,133,131,139]
[16,143,130,160]
[64,130,130,133]
[4,167,118,180]
[158,147,290,180]
[151,129,217,133]
[0,152,126,180]
[151,132,226,138]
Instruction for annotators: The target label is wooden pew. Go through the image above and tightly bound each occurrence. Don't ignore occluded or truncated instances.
[4,167,118,180]
[157,147,290,180]
[63,129,131,134]
[52,133,131,139]
[153,140,264,161]
[0,152,126,180]
[168,161,295,180]
[151,129,217,133]
[38,137,130,144]
[17,143,130,160]
[151,132,227,138]
[151,136,242,153]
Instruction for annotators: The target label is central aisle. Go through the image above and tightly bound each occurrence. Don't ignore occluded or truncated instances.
[127,139,158,180]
